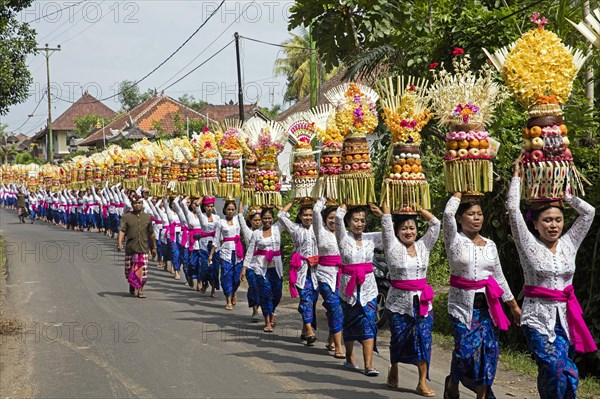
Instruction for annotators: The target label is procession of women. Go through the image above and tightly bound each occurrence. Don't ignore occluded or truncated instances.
[2,14,598,399]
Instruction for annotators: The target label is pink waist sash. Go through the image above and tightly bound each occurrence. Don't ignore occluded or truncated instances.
[390,278,434,317]
[168,222,181,243]
[223,235,244,260]
[200,231,216,238]
[319,255,342,288]
[181,226,190,248]
[524,285,597,353]
[450,275,510,331]
[289,252,308,298]
[254,249,281,263]
[188,228,203,251]
[341,262,373,297]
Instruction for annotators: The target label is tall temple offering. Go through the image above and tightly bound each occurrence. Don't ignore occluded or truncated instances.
[428,53,508,197]
[191,127,219,196]
[214,120,245,199]
[243,119,287,206]
[325,83,378,205]
[378,76,433,213]
[484,13,589,200]
[284,113,318,200]
[306,104,341,202]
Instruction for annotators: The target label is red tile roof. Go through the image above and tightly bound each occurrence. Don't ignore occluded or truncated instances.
[198,103,259,122]
[52,92,116,130]
[78,95,209,146]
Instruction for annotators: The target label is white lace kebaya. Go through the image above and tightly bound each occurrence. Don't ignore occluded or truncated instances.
[382,214,440,316]
[313,198,341,290]
[507,176,595,343]
[335,208,383,307]
[278,211,318,292]
[443,196,514,328]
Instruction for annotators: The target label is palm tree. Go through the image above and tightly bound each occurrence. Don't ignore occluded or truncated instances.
[0,143,19,164]
[274,28,338,103]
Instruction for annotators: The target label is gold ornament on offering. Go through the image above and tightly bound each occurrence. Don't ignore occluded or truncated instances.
[284,114,319,199]
[325,83,379,205]
[214,120,244,198]
[428,53,508,196]
[484,13,588,200]
[243,119,287,206]
[378,76,433,213]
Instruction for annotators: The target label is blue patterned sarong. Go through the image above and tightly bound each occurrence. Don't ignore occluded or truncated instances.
[318,281,343,334]
[170,240,181,271]
[387,301,433,379]
[220,254,242,296]
[522,322,578,399]
[298,269,318,327]
[186,249,201,280]
[199,247,220,290]
[450,308,498,399]
[341,297,378,352]
[257,267,282,317]
[245,268,260,308]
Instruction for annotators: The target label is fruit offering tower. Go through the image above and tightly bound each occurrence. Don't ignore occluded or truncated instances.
[485,14,588,200]
[306,104,341,203]
[215,120,245,199]
[284,114,318,200]
[428,54,508,196]
[378,76,433,213]
[243,119,287,206]
[191,127,219,196]
[325,83,379,205]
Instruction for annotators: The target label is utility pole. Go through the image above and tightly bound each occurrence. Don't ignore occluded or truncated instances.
[583,1,594,115]
[36,44,61,162]
[234,33,244,122]
[309,23,317,108]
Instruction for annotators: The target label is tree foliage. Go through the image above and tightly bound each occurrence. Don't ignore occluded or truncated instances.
[73,114,111,138]
[290,0,600,373]
[118,80,155,111]
[274,28,339,103]
[177,94,207,112]
[0,1,37,115]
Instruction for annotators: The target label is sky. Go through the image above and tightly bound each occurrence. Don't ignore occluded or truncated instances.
[3,0,297,136]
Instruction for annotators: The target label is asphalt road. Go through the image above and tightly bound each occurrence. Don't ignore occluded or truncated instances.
[1,207,526,398]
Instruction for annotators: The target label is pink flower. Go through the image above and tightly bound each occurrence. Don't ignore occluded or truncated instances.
[452,47,464,57]
[530,13,548,29]
[429,62,439,69]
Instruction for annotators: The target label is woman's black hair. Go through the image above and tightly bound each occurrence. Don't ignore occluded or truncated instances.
[393,214,418,237]
[261,207,274,219]
[455,201,481,231]
[294,205,313,224]
[344,206,367,226]
[321,206,337,225]
[222,200,236,215]
[246,212,261,228]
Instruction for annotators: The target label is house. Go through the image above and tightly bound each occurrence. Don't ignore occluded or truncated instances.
[78,95,212,148]
[198,101,270,123]
[31,92,116,160]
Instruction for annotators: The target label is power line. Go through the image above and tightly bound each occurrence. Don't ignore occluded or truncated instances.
[157,0,257,90]
[239,35,313,50]
[11,90,47,133]
[26,0,89,23]
[161,40,235,92]
[37,1,87,42]
[50,0,225,104]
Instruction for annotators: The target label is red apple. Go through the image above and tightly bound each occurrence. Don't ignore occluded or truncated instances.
[468,148,480,157]
[530,150,544,161]
[563,148,572,159]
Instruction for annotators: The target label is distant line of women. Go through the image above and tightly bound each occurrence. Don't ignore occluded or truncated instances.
[1,173,595,399]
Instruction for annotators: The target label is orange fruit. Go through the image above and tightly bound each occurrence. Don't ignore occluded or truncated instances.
[523,128,530,138]
[331,157,339,163]
[559,124,568,136]
[415,159,421,166]
[458,140,469,149]
[469,139,480,148]
[362,153,369,160]
[479,139,489,149]
[529,126,542,137]
[345,155,353,162]
[353,154,362,161]
[398,159,406,166]
[411,164,419,173]
[449,141,458,150]
[402,164,412,173]
[407,158,416,165]
[393,165,402,173]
